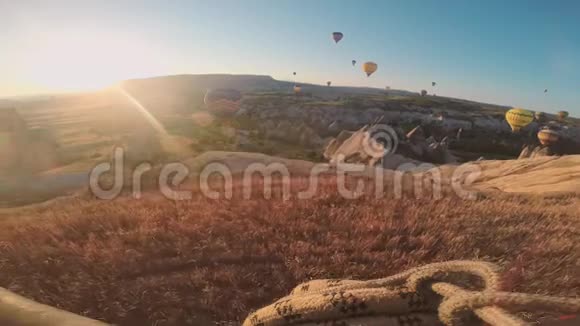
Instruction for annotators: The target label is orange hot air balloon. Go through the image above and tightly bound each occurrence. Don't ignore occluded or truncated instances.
[537,129,559,146]
[362,61,378,77]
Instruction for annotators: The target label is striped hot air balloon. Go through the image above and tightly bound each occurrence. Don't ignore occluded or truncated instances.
[505,108,534,132]
[204,89,242,116]
[537,128,560,146]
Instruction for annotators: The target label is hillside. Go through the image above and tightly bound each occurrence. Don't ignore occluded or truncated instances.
[0,74,579,325]
[1,74,579,207]
[120,74,418,99]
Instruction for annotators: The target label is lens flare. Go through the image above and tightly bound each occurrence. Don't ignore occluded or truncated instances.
[116,86,167,135]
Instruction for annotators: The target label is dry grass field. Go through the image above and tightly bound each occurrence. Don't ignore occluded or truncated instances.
[1,83,579,324]
[0,176,578,325]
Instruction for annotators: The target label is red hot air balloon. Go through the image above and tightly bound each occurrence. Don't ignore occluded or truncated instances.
[332,32,343,43]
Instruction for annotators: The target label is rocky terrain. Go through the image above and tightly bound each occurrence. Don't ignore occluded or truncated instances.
[236,93,580,161]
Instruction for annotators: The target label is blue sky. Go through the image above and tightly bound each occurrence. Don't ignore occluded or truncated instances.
[1,0,579,115]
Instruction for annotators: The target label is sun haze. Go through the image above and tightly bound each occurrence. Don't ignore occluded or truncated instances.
[1,0,579,114]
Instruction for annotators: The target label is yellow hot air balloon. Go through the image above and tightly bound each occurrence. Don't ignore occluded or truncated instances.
[537,129,559,146]
[362,62,378,77]
[505,108,534,132]
[293,85,301,94]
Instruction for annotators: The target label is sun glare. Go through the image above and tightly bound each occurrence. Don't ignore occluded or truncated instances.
[21,29,165,93]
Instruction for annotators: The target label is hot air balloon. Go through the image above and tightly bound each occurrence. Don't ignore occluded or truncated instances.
[420,90,427,96]
[534,111,546,122]
[537,128,560,146]
[362,62,378,77]
[505,108,534,132]
[293,72,296,76]
[557,110,569,121]
[293,85,302,94]
[332,32,343,43]
[544,89,548,93]
[352,60,356,66]
[432,82,437,87]
[327,81,332,87]
[203,89,242,116]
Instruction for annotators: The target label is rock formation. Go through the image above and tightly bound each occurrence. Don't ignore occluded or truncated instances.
[323,125,384,166]
[518,123,580,159]
[324,123,459,168]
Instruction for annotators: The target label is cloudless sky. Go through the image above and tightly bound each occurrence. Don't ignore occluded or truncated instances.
[1,0,579,115]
